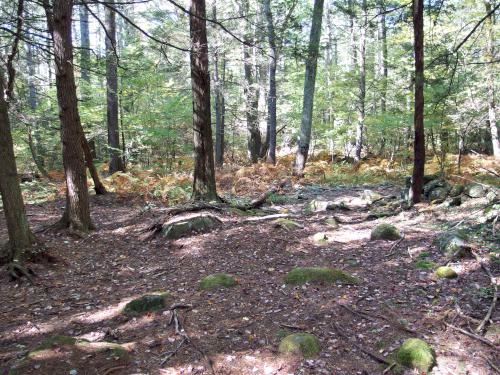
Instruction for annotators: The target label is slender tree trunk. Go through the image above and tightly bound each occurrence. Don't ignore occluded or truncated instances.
[212,6,225,167]
[354,0,367,162]
[190,0,218,201]
[45,0,93,231]
[293,0,325,175]
[379,1,388,113]
[348,0,357,71]
[105,0,124,174]
[0,71,35,263]
[79,4,90,85]
[241,1,261,163]
[411,0,425,203]
[264,0,277,164]
[484,0,499,158]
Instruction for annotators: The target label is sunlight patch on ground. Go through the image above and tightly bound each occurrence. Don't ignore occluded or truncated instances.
[330,227,370,243]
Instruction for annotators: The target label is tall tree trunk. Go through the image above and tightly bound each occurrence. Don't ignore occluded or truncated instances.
[212,5,225,167]
[45,0,93,231]
[105,0,124,174]
[26,43,48,177]
[79,4,90,84]
[348,0,357,71]
[241,1,261,163]
[263,0,277,164]
[190,0,218,201]
[379,1,388,113]
[293,0,325,175]
[0,71,35,263]
[484,0,499,158]
[354,0,367,162]
[411,0,425,203]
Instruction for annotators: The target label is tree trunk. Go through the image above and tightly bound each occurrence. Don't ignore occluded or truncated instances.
[212,6,225,168]
[348,0,357,71]
[411,0,425,203]
[263,0,277,164]
[190,0,218,201]
[378,0,388,113]
[354,0,367,162]
[45,0,93,231]
[484,0,499,158]
[293,0,325,175]
[0,71,35,263]
[79,4,90,85]
[105,0,124,174]
[241,0,261,163]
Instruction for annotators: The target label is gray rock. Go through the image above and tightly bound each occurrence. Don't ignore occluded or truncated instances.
[162,215,222,239]
[466,184,486,198]
[361,190,383,204]
[433,232,470,258]
[423,179,450,198]
[449,184,465,197]
[428,187,448,203]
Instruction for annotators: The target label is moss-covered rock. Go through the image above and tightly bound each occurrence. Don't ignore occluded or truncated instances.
[305,199,330,213]
[162,215,222,239]
[396,338,436,372]
[284,267,358,285]
[278,333,321,358]
[123,293,168,315]
[434,231,470,258]
[324,217,339,228]
[429,187,449,203]
[312,232,328,244]
[370,223,401,241]
[273,218,302,231]
[432,266,458,279]
[449,184,465,197]
[423,179,449,198]
[199,273,237,290]
[28,336,78,358]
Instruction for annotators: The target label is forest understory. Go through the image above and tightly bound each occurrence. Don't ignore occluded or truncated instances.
[1,161,498,375]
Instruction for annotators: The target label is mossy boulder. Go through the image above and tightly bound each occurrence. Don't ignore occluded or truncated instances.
[449,184,465,197]
[273,218,302,231]
[423,179,449,198]
[325,217,339,228]
[370,223,401,241]
[162,215,222,239]
[123,293,168,315]
[432,266,458,279]
[396,338,436,372]
[466,184,486,198]
[199,273,237,290]
[312,232,329,244]
[429,187,449,203]
[434,231,470,258]
[284,267,358,285]
[278,333,320,358]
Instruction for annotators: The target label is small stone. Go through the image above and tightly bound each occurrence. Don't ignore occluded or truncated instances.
[70,370,78,375]
[466,184,486,198]
[432,266,458,279]
[370,223,401,241]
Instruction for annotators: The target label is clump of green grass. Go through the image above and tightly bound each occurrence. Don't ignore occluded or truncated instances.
[414,260,436,270]
[199,273,237,290]
[284,267,359,285]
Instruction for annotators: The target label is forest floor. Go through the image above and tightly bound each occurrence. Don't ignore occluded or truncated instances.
[0,175,499,374]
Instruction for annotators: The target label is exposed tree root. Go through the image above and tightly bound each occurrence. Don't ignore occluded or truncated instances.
[444,322,495,347]
[5,261,35,283]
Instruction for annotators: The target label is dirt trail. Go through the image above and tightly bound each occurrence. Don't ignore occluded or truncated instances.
[0,184,497,374]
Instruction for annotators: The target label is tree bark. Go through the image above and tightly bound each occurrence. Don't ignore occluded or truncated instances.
[378,0,388,113]
[105,0,124,174]
[411,0,425,203]
[354,0,367,162]
[0,71,35,263]
[190,0,218,201]
[45,0,93,231]
[241,0,261,163]
[484,0,499,158]
[293,0,325,175]
[212,6,225,168]
[263,0,277,164]
[79,4,90,85]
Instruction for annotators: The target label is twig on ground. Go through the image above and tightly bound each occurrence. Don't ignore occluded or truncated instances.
[481,355,500,374]
[444,322,495,347]
[383,362,396,374]
[101,366,126,375]
[471,251,498,333]
[332,322,392,365]
[243,213,291,222]
[385,234,405,258]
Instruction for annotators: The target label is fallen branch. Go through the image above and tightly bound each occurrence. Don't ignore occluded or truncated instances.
[471,251,498,333]
[385,234,405,258]
[444,322,495,347]
[332,322,392,365]
[481,355,500,374]
[243,213,291,222]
